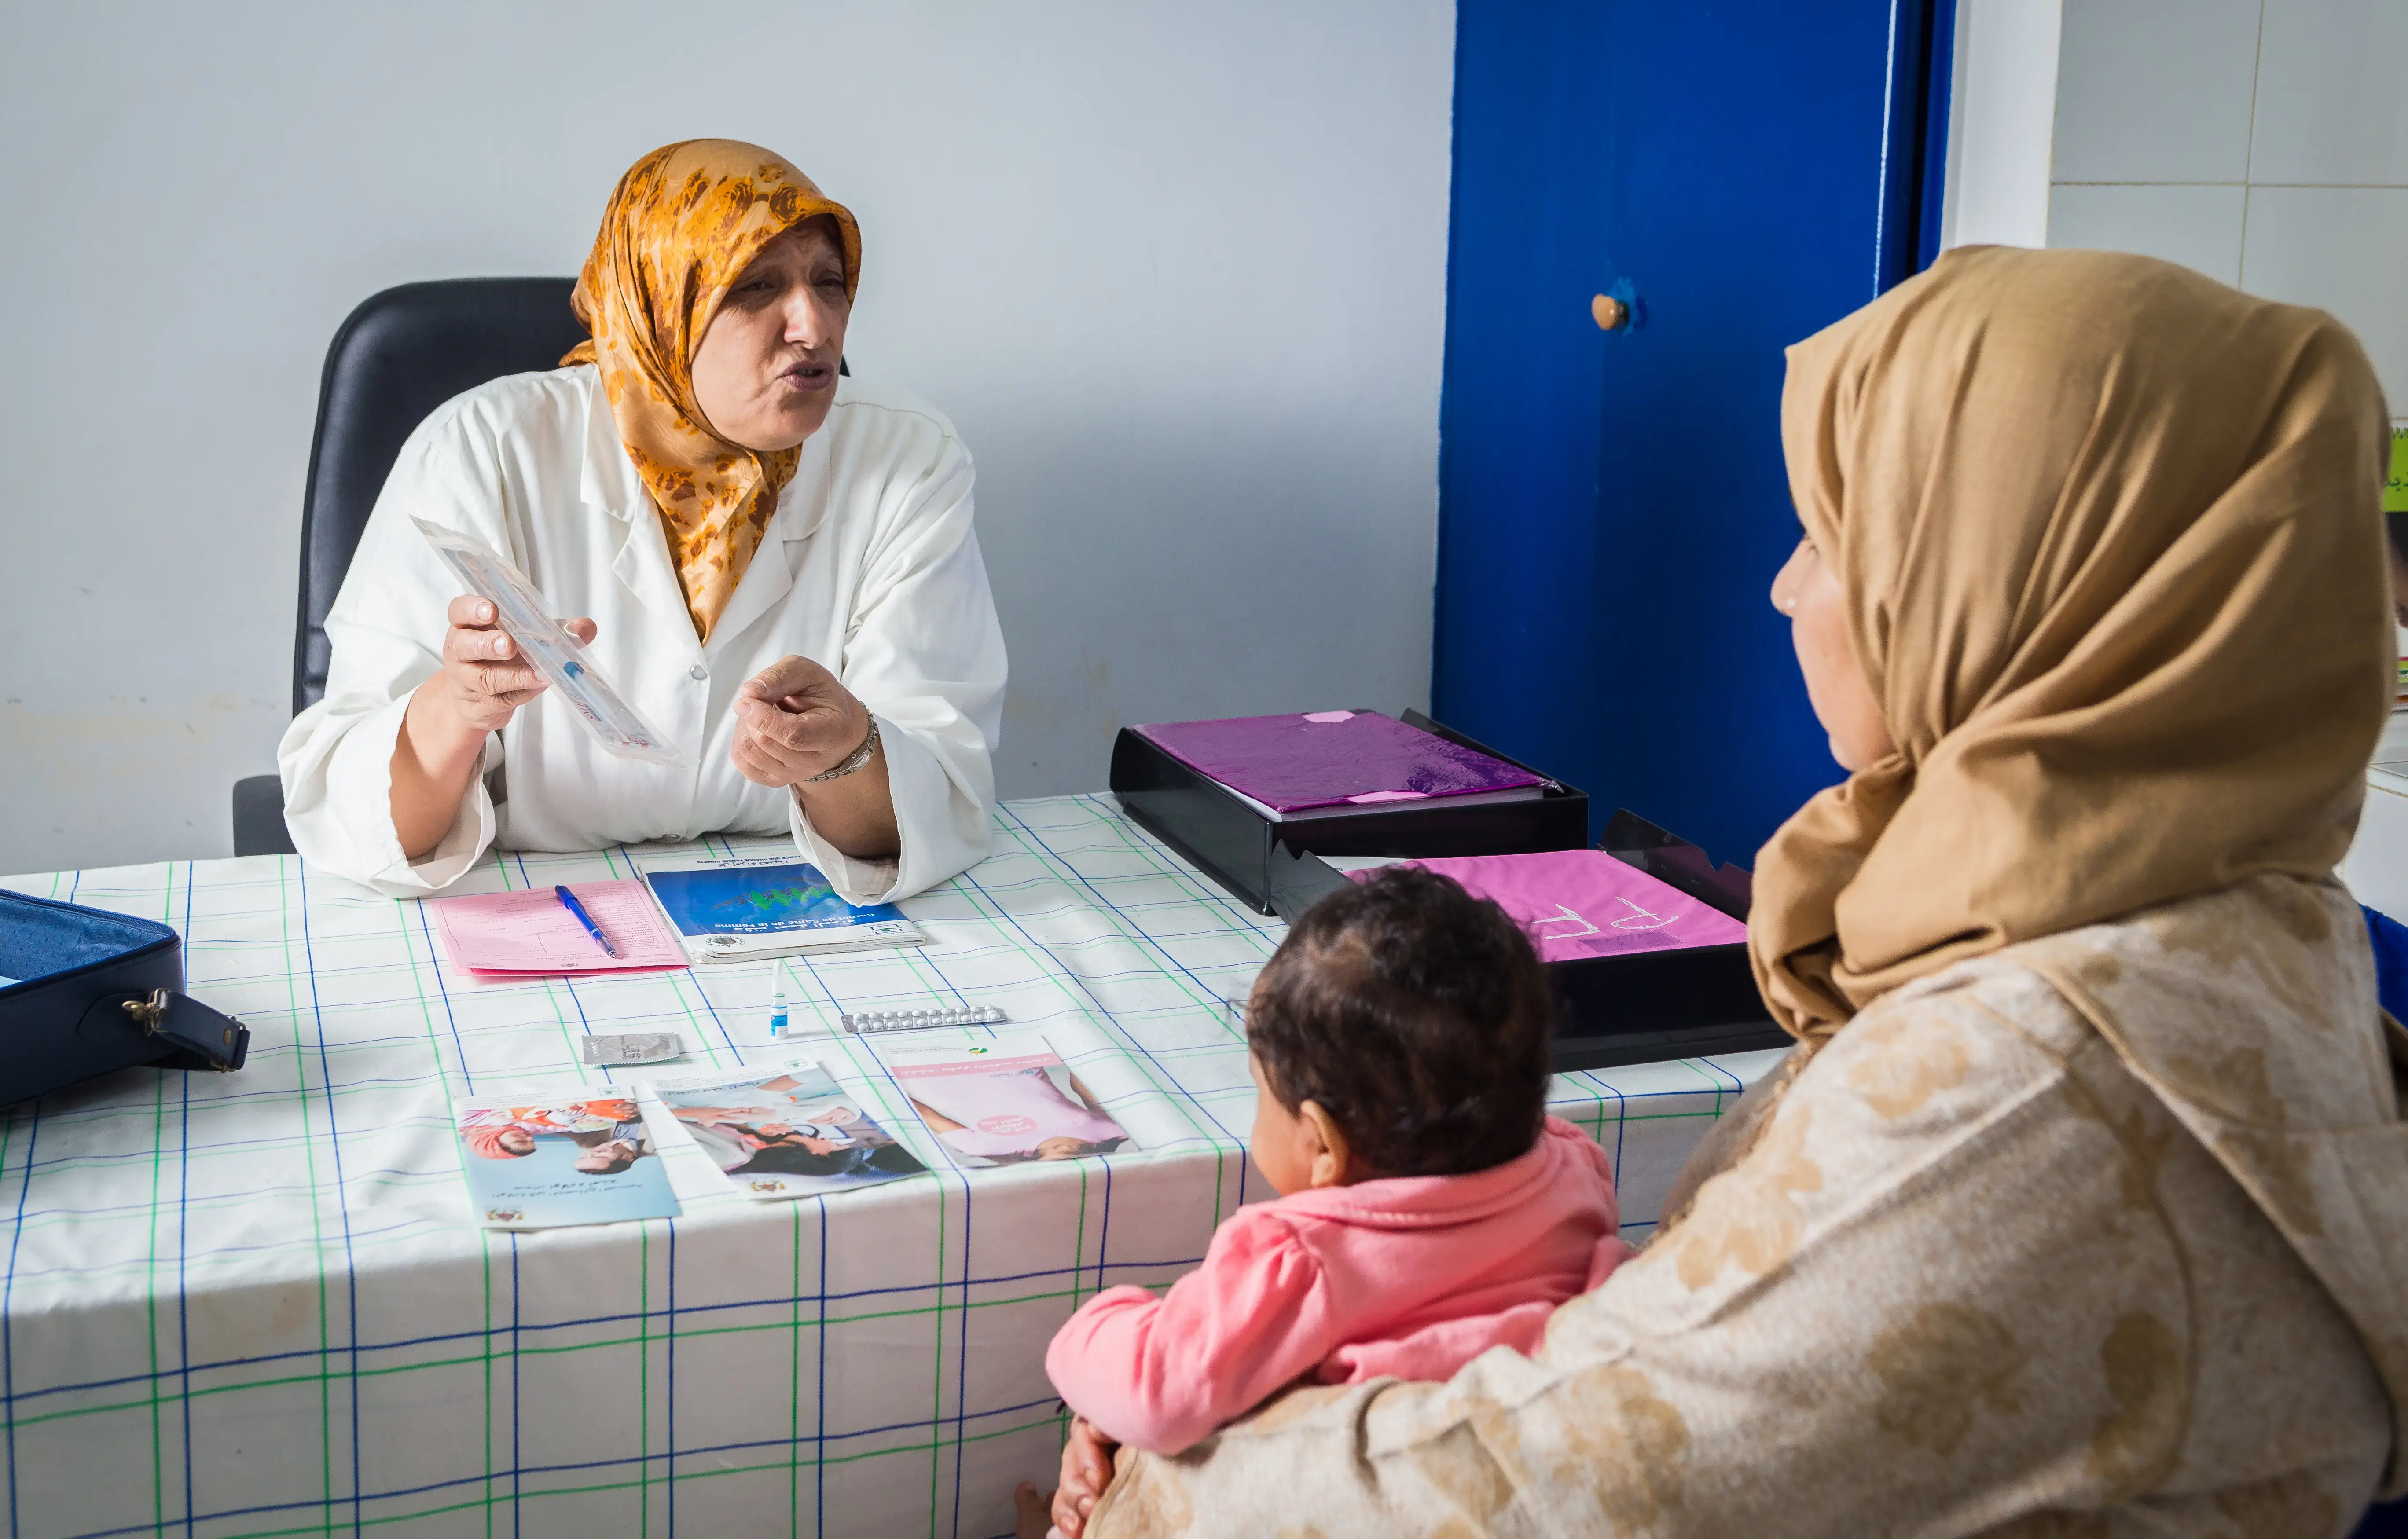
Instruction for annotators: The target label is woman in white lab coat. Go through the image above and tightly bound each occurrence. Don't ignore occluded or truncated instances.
[279,140,1006,904]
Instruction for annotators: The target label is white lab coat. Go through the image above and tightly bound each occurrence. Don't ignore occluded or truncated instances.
[277,365,1006,904]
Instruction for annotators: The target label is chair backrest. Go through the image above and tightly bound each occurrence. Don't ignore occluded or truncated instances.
[293,278,587,715]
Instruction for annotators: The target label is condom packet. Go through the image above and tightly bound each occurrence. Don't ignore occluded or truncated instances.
[579,1032,685,1067]
[413,517,686,765]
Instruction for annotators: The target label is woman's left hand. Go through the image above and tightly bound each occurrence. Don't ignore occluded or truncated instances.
[734,654,900,861]
[731,655,871,785]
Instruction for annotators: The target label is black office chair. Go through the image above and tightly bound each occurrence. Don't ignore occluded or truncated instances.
[231,278,590,856]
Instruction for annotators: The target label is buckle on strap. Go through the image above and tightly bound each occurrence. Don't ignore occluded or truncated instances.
[125,990,250,1074]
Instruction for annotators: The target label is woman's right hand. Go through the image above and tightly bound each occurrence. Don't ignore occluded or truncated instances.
[390,597,595,859]
[425,597,598,735]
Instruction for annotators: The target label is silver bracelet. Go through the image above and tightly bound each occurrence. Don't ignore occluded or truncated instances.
[803,716,881,783]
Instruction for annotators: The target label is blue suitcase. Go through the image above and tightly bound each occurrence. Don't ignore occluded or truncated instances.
[0,890,248,1106]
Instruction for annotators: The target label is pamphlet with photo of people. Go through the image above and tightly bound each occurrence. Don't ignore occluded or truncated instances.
[642,1061,929,1199]
[872,1035,1138,1170]
[452,1092,680,1230]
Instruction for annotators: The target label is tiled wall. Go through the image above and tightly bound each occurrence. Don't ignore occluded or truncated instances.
[2048,0,2408,405]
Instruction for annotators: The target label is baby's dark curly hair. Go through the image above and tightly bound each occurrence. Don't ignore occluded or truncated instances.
[1246,865,1556,1179]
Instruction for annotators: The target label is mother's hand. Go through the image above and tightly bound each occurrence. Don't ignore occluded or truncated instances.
[1051,1417,1120,1539]
[392,597,596,860]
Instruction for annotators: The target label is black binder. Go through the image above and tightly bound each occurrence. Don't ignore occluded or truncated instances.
[1110,709,1590,914]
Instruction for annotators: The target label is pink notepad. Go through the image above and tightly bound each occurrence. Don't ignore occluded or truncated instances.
[1358,850,1748,962]
[427,879,688,975]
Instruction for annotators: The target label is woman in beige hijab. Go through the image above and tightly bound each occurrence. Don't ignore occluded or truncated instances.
[1060,248,2408,1536]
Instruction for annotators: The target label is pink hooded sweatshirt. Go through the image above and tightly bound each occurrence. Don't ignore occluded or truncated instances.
[1044,1116,1629,1454]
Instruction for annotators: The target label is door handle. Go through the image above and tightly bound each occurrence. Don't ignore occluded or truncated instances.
[1590,278,1643,333]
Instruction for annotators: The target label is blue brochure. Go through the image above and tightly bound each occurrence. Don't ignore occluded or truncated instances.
[641,857,923,963]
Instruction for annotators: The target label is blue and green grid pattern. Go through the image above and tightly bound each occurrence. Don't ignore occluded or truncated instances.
[0,795,1772,1539]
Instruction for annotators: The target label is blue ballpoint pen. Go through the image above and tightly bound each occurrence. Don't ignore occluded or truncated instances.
[553,885,619,959]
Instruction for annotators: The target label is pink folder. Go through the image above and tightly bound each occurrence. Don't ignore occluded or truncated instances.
[1133,711,1540,813]
[428,878,688,975]
[1359,850,1748,962]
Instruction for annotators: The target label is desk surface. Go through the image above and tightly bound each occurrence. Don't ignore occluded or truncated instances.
[0,795,1776,1539]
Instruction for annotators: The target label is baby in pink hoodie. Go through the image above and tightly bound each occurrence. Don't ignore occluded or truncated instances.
[1036,865,1630,1539]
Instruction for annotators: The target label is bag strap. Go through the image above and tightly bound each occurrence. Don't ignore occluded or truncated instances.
[121,990,250,1073]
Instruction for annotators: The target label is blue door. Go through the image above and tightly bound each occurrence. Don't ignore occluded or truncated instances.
[1433,0,1952,870]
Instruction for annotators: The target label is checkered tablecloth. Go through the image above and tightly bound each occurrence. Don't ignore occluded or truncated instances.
[0,795,1777,1539]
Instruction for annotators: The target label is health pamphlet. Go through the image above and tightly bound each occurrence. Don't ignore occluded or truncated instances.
[640,855,923,964]
[871,1033,1137,1170]
[641,1060,929,1200]
[452,1090,680,1230]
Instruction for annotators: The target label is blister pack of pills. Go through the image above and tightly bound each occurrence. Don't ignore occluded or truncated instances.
[839,1004,1009,1035]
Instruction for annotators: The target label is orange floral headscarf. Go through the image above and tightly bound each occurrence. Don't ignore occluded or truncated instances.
[564,140,861,641]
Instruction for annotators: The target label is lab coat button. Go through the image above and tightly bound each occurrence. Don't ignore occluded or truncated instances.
[688,664,707,682]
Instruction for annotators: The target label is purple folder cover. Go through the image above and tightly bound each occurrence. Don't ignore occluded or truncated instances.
[1132,711,1542,813]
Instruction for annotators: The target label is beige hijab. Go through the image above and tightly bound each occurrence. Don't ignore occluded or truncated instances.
[565,140,861,641]
[1751,245,2393,1041]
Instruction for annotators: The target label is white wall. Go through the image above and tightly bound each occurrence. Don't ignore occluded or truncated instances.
[2037,0,2408,917]
[2046,0,2408,403]
[1940,0,2064,250]
[0,1,1457,876]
